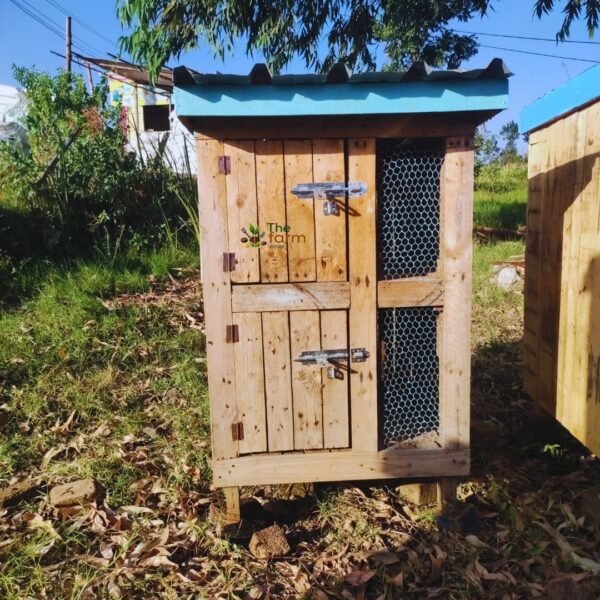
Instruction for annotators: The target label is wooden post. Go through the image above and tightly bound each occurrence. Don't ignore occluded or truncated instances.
[65,16,72,74]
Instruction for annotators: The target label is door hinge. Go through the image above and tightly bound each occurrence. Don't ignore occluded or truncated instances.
[222,252,237,272]
[231,421,244,441]
[218,155,231,174]
[226,324,239,343]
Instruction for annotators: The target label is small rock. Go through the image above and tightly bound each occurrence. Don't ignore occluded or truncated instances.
[0,478,44,507]
[491,266,523,291]
[49,478,98,507]
[249,524,290,559]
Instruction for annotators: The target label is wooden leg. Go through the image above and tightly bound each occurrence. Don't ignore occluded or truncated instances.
[223,486,241,524]
[437,477,458,512]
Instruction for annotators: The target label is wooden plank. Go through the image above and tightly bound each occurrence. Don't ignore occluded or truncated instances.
[187,113,484,141]
[231,282,350,312]
[256,140,288,283]
[224,140,260,283]
[348,138,378,452]
[195,137,239,460]
[284,140,316,282]
[377,278,443,308]
[221,487,240,523]
[212,448,471,486]
[313,139,347,282]
[232,312,267,454]
[321,310,350,449]
[439,136,474,450]
[262,312,294,452]
[290,311,324,449]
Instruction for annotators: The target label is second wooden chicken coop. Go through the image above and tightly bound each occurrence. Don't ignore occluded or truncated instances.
[174,60,510,520]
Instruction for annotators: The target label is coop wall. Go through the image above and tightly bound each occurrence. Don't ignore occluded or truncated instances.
[524,101,600,455]
[194,118,475,488]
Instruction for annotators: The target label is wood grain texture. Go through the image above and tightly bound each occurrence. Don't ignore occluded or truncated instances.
[439,136,474,451]
[290,311,324,449]
[224,140,260,283]
[232,312,267,454]
[377,278,443,308]
[231,282,350,312]
[313,139,347,282]
[212,448,471,486]
[347,139,378,452]
[285,140,316,281]
[321,310,350,449]
[195,137,239,460]
[262,312,294,452]
[256,140,288,283]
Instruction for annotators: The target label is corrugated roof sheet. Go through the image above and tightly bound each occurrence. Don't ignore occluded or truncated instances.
[173,58,512,87]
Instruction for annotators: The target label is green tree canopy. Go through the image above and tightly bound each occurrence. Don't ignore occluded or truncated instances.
[117,0,600,77]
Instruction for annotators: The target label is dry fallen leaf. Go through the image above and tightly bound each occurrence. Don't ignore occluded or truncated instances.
[344,570,375,587]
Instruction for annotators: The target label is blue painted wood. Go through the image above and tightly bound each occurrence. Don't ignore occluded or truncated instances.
[173,79,509,118]
[520,64,600,133]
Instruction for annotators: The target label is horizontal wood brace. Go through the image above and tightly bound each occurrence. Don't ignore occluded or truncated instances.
[212,448,470,487]
[377,278,443,308]
[231,282,350,312]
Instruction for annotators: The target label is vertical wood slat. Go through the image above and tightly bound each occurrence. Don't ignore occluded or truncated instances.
[232,313,267,454]
[262,312,294,452]
[290,311,324,449]
[313,139,347,282]
[348,139,378,452]
[321,310,350,448]
[196,137,239,460]
[285,140,316,282]
[523,130,546,399]
[439,136,474,450]
[225,141,260,283]
[257,140,288,283]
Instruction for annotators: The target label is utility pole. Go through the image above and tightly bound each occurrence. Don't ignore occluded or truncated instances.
[65,16,72,73]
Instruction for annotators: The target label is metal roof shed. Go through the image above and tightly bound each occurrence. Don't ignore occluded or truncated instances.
[520,65,600,456]
[174,60,510,522]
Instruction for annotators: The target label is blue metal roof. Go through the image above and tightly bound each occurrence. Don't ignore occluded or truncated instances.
[173,59,511,119]
[520,64,600,133]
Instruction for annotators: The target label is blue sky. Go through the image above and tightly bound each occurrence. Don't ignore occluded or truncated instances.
[1,0,599,134]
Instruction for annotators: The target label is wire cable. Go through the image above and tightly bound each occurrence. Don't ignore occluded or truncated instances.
[455,29,600,45]
[479,43,600,63]
[9,0,107,57]
[43,0,116,47]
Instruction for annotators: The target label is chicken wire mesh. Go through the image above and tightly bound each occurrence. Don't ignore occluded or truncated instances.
[379,307,440,446]
[377,138,445,278]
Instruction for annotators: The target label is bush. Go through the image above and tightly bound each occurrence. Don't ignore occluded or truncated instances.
[0,67,196,259]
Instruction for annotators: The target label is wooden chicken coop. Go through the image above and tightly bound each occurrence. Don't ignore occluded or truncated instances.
[174,60,510,520]
[520,65,600,456]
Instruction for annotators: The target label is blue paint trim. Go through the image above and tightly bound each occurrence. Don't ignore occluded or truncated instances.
[520,64,600,133]
[173,79,508,118]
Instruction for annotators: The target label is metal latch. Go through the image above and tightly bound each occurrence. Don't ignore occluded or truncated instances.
[294,347,370,380]
[291,181,367,216]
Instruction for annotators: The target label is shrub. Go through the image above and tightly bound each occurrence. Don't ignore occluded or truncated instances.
[0,67,196,259]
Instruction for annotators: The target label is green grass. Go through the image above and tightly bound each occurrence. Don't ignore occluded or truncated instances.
[474,161,528,230]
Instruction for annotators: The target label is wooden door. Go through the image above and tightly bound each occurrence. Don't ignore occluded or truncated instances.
[198,138,378,459]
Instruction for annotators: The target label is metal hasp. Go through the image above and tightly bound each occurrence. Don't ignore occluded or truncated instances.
[294,347,370,380]
[291,181,367,216]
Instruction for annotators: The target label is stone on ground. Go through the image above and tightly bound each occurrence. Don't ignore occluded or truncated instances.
[49,478,98,507]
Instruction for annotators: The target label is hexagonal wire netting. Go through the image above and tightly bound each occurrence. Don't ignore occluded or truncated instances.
[379,307,440,446]
[376,139,444,445]
[377,138,445,278]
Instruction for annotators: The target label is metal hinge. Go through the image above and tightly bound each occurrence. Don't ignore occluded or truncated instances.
[222,252,237,272]
[218,155,231,174]
[231,421,244,441]
[226,324,239,343]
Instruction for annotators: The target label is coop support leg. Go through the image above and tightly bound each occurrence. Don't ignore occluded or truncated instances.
[436,477,458,512]
[223,486,241,523]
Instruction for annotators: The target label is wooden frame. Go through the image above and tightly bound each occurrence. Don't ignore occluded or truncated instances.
[195,126,475,520]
